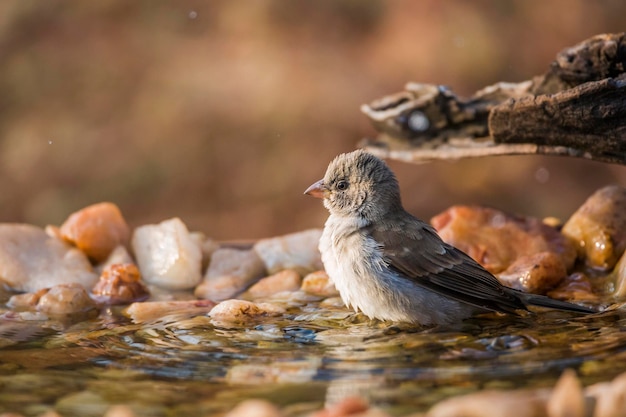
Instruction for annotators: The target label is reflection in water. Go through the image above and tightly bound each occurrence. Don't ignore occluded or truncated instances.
[1,298,626,415]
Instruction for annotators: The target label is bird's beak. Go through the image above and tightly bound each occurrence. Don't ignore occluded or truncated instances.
[304,179,327,199]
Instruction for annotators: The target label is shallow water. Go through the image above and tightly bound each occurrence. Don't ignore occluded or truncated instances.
[1,294,626,417]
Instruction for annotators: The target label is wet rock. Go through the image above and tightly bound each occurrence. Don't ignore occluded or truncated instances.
[589,371,626,417]
[132,218,202,290]
[431,206,576,274]
[36,283,97,316]
[497,252,566,295]
[242,269,302,300]
[253,229,324,275]
[612,250,626,299]
[301,270,339,297]
[224,400,284,417]
[547,272,598,301]
[562,185,626,271]
[209,299,285,323]
[7,289,49,310]
[425,388,548,417]
[547,369,585,417]
[309,397,370,417]
[103,405,137,417]
[92,263,149,305]
[0,224,98,293]
[225,358,321,385]
[194,248,265,301]
[125,299,215,324]
[59,202,131,263]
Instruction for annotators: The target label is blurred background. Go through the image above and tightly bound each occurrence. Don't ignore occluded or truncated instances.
[1,0,625,240]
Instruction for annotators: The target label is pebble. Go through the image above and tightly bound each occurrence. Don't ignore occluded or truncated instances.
[224,399,284,417]
[131,217,202,290]
[95,245,135,274]
[562,185,626,270]
[497,251,566,294]
[92,263,149,305]
[0,224,98,293]
[546,369,585,417]
[59,202,131,263]
[243,269,302,300]
[431,206,577,274]
[36,283,96,316]
[194,248,265,301]
[125,299,216,324]
[548,272,598,301]
[209,299,285,323]
[253,229,323,275]
[301,270,339,297]
[425,388,548,417]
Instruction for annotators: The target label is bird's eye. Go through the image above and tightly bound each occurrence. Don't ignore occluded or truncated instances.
[336,180,348,191]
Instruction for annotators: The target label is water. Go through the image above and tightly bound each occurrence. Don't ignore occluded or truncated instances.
[1,295,626,416]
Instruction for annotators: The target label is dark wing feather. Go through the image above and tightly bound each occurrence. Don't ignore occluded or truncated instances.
[366,214,527,314]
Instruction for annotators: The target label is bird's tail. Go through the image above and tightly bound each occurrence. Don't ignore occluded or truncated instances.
[513,290,596,314]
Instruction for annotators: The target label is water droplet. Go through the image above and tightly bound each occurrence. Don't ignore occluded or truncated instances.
[534,166,550,184]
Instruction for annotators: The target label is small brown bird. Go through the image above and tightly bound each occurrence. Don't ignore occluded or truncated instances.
[305,150,594,325]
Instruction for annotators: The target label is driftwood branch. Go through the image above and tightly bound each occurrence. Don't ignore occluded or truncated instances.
[361,33,626,165]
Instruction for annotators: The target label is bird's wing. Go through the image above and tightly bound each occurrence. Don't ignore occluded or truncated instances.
[366,216,527,313]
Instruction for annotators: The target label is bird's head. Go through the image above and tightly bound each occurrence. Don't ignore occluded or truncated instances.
[304,150,401,219]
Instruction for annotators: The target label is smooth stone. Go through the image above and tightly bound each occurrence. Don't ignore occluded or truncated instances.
[59,202,131,263]
[209,299,285,323]
[562,185,626,270]
[497,251,566,295]
[131,218,202,290]
[301,270,339,297]
[243,269,302,300]
[194,248,265,301]
[253,229,323,275]
[36,283,97,316]
[432,206,576,273]
[0,224,98,293]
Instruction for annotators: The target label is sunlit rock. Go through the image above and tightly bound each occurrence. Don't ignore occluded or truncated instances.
[589,371,626,417]
[224,400,284,417]
[242,269,302,300]
[59,202,131,263]
[131,217,202,290]
[425,388,549,417]
[310,396,370,417]
[497,251,566,294]
[301,270,339,297]
[92,263,149,305]
[194,248,265,301]
[253,229,324,275]
[209,299,285,323]
[225,357,321,385]
[36,283,96,316]
[125,299,215,324]
[547,369,585,417]
[432,206,576,273]
[547,272,598,301]
[0,224,98,293]
[612,250,626,299]
[562,185,626,270]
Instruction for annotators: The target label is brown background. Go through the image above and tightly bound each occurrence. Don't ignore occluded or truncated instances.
[1,0,625,240]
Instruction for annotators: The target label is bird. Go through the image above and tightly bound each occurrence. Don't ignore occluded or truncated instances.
[304,149,594,326]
